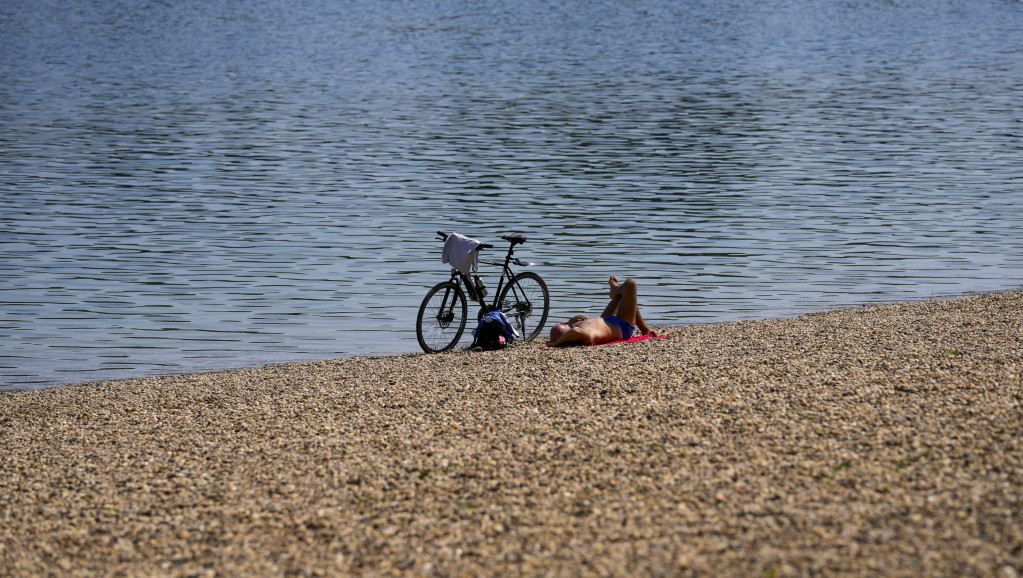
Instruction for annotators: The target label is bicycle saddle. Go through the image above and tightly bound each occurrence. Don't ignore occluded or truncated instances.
[502,234,526,245]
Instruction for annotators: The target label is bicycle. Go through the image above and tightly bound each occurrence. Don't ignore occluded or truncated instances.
[416,231,550,353]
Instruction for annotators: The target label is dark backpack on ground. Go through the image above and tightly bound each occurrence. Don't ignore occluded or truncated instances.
[471,312,513,351]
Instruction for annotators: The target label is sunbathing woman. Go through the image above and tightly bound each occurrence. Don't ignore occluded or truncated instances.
[547,276,657,347]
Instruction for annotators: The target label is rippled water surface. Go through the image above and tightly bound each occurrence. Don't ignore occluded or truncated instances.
[3,0,1022,389]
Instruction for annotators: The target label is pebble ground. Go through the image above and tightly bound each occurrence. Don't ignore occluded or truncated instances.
[2,291,1021,577]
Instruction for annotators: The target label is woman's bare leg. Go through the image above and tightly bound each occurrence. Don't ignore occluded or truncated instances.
[602,276,655,336]
[601,292,622,319]
[608,276,639,326]
[634,307,654,336]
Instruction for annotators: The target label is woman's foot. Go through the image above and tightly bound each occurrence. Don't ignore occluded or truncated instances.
[608,275,621,298]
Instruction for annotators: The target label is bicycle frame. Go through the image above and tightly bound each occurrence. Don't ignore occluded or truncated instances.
[450,240,525,313]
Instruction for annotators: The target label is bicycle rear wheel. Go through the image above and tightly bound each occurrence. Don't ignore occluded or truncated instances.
[417,281,468,353]
[498,271,550,342]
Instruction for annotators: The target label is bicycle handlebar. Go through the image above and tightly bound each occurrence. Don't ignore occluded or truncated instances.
[436,231,494,250]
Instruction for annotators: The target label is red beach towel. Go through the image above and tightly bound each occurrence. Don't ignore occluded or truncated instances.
[590,334,670,347]
[542,334,669,348]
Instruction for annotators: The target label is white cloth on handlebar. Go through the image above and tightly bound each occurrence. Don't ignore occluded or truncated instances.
[441,232,482,276]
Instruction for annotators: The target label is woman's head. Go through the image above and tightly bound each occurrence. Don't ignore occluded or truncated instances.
[550,315,589,342]
[549,322,570,342]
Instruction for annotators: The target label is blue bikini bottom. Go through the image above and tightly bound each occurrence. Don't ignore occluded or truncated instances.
[604,315,636,340]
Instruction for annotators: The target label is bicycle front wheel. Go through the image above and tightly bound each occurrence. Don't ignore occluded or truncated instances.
[498,271,550,342]
[417,281,468,353]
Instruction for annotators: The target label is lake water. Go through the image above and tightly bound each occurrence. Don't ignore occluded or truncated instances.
[2,0,1022,390]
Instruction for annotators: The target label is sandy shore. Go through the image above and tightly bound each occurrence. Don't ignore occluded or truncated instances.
[2,291,1021,576]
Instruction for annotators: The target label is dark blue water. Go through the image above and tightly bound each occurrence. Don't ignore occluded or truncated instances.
[3,0,1022,389]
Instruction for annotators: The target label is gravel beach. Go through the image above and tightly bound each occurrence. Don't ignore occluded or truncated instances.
[2,291,1021,577]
